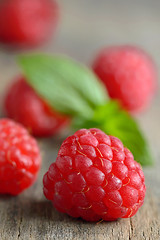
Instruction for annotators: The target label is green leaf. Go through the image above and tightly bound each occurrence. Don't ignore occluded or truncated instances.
[18,54,107,119]
[73,101,153,166]
[18,53,152,166]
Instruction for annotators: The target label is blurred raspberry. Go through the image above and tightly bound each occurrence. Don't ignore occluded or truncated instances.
[4,77,69,137]
[0,119,41,195]
[0,0,59,47]
[43,128,146,221]
[93,45,157,113]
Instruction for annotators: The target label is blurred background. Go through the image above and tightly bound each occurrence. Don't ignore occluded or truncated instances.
[0,1,160,94]
[0,1,159,128]
[0,0,159,191]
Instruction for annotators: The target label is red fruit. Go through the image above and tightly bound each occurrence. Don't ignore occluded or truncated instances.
[93,45,157,113]
[4,77,69,137]
[43,128,146,221]
[0,0,59,47]
[0,119,41,195]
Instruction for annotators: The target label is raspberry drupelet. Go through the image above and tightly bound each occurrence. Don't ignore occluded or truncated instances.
[93,45,157,113]
[0,119,41,195]
[4,77,69,137]
[43,128,146,221]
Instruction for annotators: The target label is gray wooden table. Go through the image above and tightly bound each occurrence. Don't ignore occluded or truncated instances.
[0,1,160,239]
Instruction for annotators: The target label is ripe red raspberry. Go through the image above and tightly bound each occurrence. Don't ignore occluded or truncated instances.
[4,77,69,137]
[0,119,41,195]
[0,0,59,47]
[92,46,157,113]
[43,128,146,222]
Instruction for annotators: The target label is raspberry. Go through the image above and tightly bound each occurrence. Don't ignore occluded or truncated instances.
[4,77,69,137]
[0,119,41,195]
[43,128,146,221]
[0,0,59,47]
[92,45,157,113]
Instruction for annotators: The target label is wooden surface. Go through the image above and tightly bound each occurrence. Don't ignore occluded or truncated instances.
[0,1,160,239]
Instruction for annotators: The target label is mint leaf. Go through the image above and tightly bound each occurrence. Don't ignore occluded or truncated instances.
[18,54,152,166]
[73,101,153,166]
[18,54,107,118]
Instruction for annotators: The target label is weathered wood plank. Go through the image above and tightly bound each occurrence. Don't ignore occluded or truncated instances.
[0,137,159,240]
[0,176,159,240]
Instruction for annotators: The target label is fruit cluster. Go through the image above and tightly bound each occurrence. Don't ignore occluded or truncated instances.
[0,0,59,47]
[43,128,146,221]
[0,119,146,221]
[93,46,157,113]
[0,0,156,223]
[0,119,41,195]
[5,78,69,137]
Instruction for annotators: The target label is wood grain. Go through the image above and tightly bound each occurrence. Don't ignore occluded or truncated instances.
[0,137,159,240]
[0,0,160,239]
